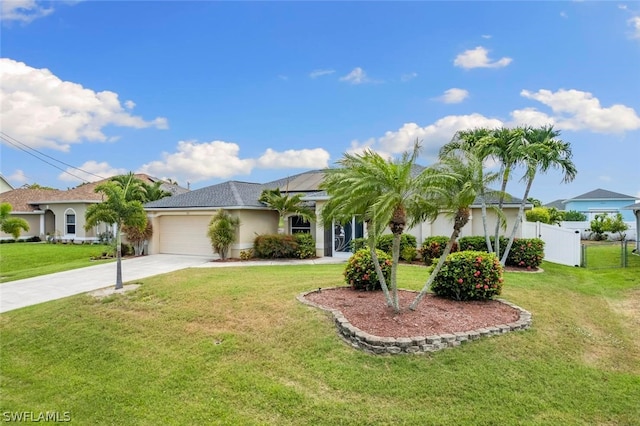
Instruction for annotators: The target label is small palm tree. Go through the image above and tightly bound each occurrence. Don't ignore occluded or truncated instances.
[85,177,147,289]
[410,152,489,310]
[0,202,29,240]
[259,188,315,234]
[141,181,172,202]
[322,141,441,313]
[207,210,240,260]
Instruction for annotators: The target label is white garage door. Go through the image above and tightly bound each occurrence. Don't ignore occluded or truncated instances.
[158,215,213,256]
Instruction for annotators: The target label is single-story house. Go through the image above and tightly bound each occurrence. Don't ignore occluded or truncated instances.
[0,174,187,242]
[145,169,530,259]
[548,189,637,222]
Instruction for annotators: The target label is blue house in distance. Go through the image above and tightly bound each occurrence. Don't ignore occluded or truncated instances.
[562,189,637,222]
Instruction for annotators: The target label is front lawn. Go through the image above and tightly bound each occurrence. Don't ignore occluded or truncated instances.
[0,242,114,283]
[1,262,638,424]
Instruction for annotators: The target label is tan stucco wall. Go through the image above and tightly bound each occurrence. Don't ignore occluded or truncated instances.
[0,213,41,239]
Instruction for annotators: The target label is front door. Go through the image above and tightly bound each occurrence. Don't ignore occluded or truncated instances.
[332,217,364,258]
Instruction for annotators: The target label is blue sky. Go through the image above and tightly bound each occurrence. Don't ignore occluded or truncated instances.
[1,1,639,204]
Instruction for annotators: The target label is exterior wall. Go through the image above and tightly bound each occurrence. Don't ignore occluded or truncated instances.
[235,209,279,257]
[404,207,524,245]
[0,212,42,240]
[45,203,96,241]
[564,199,636,222]
[0,177,13,193]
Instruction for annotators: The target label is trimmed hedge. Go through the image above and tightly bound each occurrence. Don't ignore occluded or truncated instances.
[420,236,458,266]
[344,248,392,291]
[351,234,417,261]
[430,251,504,301]
[253,233,316,259]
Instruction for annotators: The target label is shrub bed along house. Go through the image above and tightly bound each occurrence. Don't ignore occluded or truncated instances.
[351,234,417,261]
[430,251,504,301]
[343,248,392,291]
[420,236,459,265]
[253,233,316,259]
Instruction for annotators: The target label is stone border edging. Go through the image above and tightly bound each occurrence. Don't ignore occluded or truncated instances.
[297,288,532,355]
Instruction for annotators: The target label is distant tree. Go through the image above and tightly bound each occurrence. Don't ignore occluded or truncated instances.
[207,210,240,260]
[527,197,542,207]
[22,183,56,190]
[607,213,629,241]
[525,207,551,224]
[564,210,587,221]
[0,203,29,239]
[259,188,315,234]
[141,181,172,202]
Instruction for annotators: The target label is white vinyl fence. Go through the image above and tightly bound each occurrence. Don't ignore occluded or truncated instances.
[522,221,581,267]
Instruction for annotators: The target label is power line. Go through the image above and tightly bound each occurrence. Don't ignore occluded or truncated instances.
[0,132,107,183]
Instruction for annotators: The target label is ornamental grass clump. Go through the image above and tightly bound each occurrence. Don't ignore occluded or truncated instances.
[430,251,504,301]
[344,248,392,291]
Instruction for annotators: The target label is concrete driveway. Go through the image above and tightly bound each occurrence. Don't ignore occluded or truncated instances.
[0,254,212,313]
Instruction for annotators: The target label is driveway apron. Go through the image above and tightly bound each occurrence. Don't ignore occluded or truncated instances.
[0,254,211,313]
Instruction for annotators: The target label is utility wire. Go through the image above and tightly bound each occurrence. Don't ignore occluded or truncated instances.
[0,131,107,183]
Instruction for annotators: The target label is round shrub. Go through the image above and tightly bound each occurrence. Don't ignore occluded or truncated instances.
[505,238,544,269]
[344,248,392,291]
[430,250,504,301]
[420,236,458,266]
[377,234,417,257]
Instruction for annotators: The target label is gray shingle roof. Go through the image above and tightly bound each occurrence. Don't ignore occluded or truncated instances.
[145,181,266,209]
[567,188,635,201]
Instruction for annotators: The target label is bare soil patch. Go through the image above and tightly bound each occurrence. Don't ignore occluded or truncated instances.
[304,287,520,338]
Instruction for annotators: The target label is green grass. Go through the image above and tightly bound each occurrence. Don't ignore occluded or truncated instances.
[0,242,114,283]
[1,262,639,425]
[582,240,640,269]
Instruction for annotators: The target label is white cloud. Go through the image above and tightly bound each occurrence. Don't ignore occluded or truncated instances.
[309,69,335,79]
[619,5,628,10]
[0,58,169,151]
[124,100,136,109]
[7,169,29,185]
[349,114,504,160]
[560,11,568,19]
[58,161,127,183]
[508,108,556,128]
[138,141,330,183]
[0,0,53,24]
[339,67,371,84]
[598,175,613,182]
[436,88,469,104]
[628,16,640,39]
[453,46,512,69]
[481,34,492,39]
[400,72,418,82]
[139,140,255,183]
[518,89,640,133]
[256,148,330,169]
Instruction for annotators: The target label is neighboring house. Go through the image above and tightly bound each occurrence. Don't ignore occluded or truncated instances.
[0,174,187,241]
[548,189,637,222]
[144,169,530,259]
[545,188,638,241]
[0,174,14,193]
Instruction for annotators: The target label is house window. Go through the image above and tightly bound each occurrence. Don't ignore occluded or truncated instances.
[291,216,311,234]
[66,213,76,235]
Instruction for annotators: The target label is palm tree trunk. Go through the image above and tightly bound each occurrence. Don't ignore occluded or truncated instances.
[390,233,401,312]
[479,191,493,253]
[493,166,510,255]
[115,222,123,290]
[500,177,534,266]
[367,223,393,308]
[410,208,469,311]
[410,226,460,311]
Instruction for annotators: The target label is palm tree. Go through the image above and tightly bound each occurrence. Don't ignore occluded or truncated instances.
[207,210,241,260]
[0,202,29,240]
[500,125,576,265]
[259,188,315,234]
[321,141,440,313]
[484,127,527,256]
[85,178,147,289]
[409,151,490,310]
[440,128,505,252]
[141,180,172,202]
[110,172,147,202]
